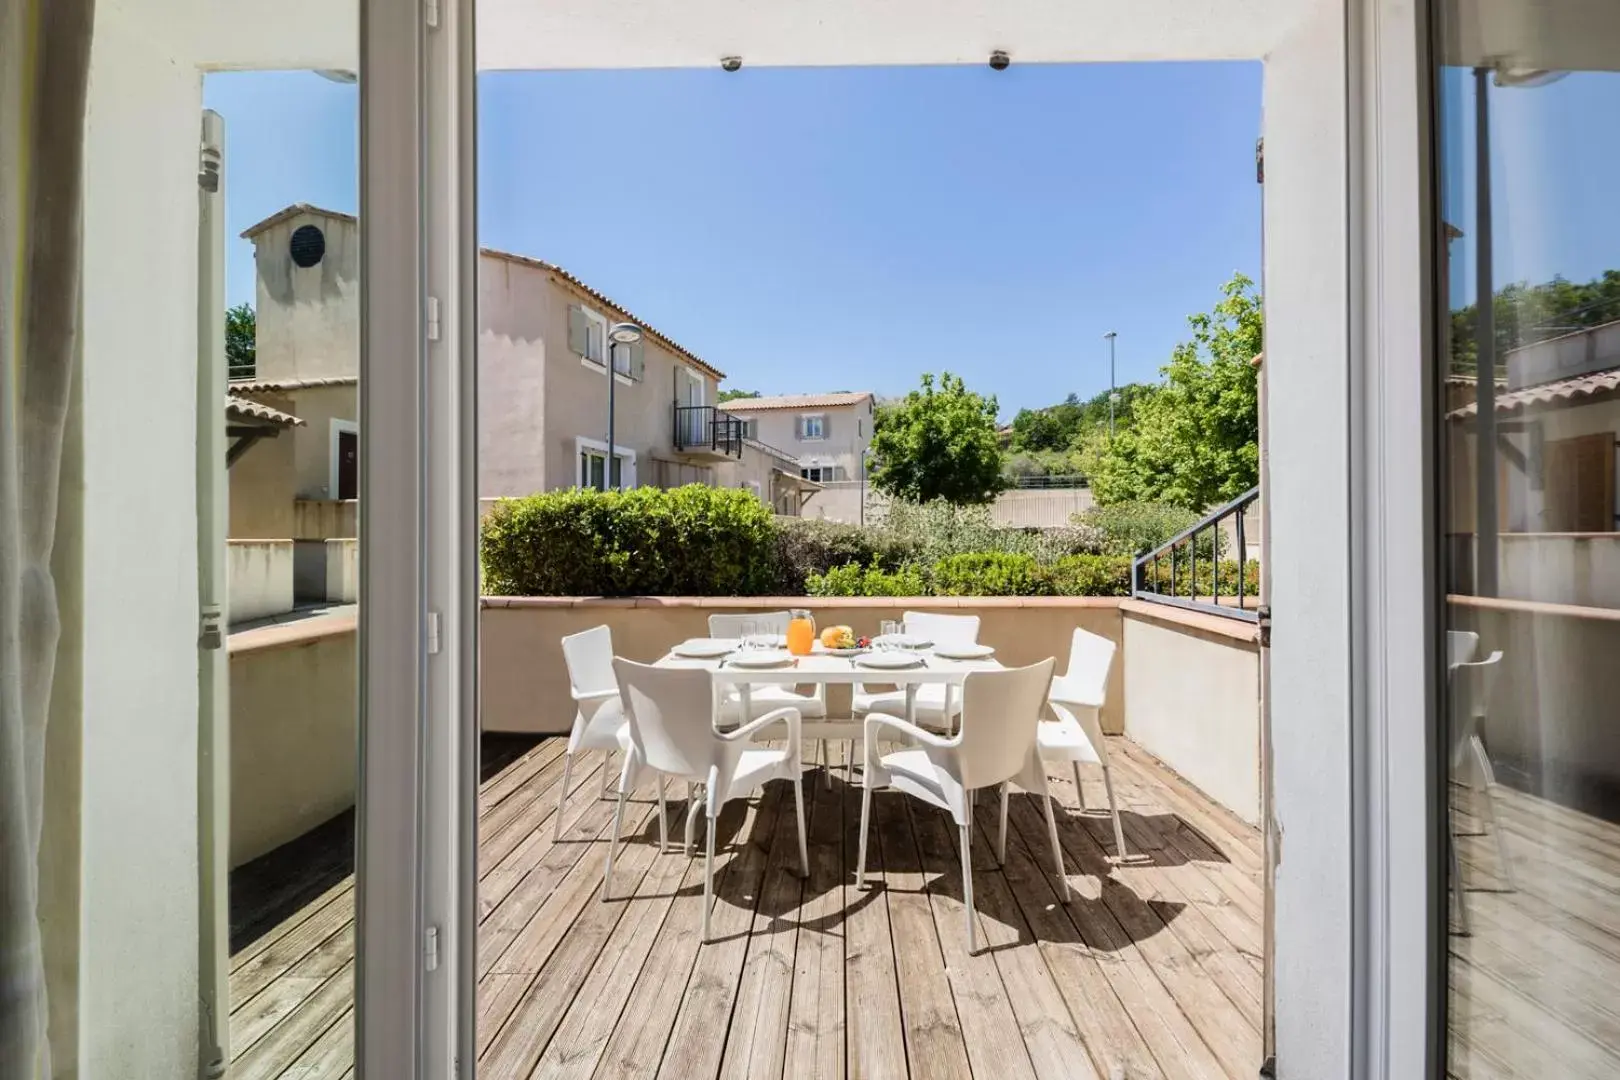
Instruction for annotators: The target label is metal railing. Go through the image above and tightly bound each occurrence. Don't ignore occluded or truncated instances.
[1132,486,1261,622]
[673,404,745,458]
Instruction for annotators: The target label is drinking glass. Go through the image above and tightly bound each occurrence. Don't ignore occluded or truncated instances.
[879,619,899,649]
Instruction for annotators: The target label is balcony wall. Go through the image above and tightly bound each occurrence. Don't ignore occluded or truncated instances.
[479,594,1266,826]
[293,497,358,540]
[227,539,295,623]
[227,614,357,868]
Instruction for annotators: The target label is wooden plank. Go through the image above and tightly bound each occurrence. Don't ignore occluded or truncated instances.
[231,924,353,1061]
[1110,741,1261,872]
[588,783,781,1080]
[1448,957,1620,1080]
[655,779,792,1079]
[277,1005,353,1080]
[986,797,1162,1079]
[478,737,566,816]
[1003,796,1229,1080]
[231,886,355,1010]
[231,961,354,1080]
[230,878,350,976]
[869,786,973,1080]
[909,795,1082,1080]
[844,768,908,1080]
[478,749,609,878]
[478,777,659,977]
[718,773,815,1080]
[480,798,687,1079]
[783,747,849,1080]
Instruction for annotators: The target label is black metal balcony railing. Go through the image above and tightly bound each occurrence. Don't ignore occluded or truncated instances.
[673,404,744,458]
[1133,485,1261,622]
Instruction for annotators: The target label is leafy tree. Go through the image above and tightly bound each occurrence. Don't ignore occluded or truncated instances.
[226,303,256,377]
[718,388,761,402]
[1084,273,1261,510]
[1448,269,1620,374]
[870,372,1008,505]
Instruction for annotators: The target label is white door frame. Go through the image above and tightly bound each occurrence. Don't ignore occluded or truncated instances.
[356,0,479,1077]
[356,2,1439,1077]
[329,417,359,499]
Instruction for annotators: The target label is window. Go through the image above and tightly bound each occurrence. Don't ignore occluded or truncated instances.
[568,304,608,365]
[740,418,758,440]
[799,414,826,440]
[576,437,633,491]
[799,464,839,483]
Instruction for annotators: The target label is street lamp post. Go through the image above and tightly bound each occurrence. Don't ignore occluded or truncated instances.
[606,322,643,491]
[1104,331,1119,441]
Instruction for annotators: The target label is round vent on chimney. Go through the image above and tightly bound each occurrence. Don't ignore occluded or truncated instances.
[289,224,326,268]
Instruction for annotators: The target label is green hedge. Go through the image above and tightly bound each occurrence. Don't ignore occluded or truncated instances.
[481,485,778,596]
[771,518,919,593]
[805,553,1134,598]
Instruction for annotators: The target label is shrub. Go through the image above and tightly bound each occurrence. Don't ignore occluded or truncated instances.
[805,561,930,598]
[772,518,920,593]
[1049,555,1134,597]
[480,485,778,596]
[932,553,1051,597]
[882,499,1106,563]
[1074,501,1199,557]
[1137,558,1260,599]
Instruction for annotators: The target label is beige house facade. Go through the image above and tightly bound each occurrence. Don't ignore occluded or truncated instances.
[721,391,876,482]
[231,203,816,520]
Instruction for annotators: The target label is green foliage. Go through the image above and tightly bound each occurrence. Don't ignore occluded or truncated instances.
[480,485,778,596]
[1048,555,1135,597]
[1084,274,1261,510]
[226,303,256,377]
[1449,269,1620,374]
[1005,385,1156,463]
[1138,558,1260,599]
[880,499,1105,564]
[932,553,1048,596]
[718,388,762,402]
[805,561,929,598]
[870,372,1008,505]
[1074,501,1199,557]
[771,518,920,593]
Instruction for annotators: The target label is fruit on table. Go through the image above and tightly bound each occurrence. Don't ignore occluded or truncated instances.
[820,625,856,649]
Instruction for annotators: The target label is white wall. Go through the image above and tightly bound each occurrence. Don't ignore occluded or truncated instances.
[81,1,359,1076]
[1123,613,1263,825]
[326,537,360,603]
[1261,3,1352,1076]
[227,539,296,622]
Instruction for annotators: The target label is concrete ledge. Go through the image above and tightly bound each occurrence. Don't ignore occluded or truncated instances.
[227,538,295,623]
[481,594,1126,610]
[1121,597,1262,644]
[229,611,356,655]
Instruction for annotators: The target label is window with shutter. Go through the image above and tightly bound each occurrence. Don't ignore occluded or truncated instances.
[568,305,589,357]
[629,341,645,381]
[1543,433,1617,532]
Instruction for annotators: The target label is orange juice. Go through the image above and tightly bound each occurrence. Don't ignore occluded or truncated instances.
[786,610,816,656]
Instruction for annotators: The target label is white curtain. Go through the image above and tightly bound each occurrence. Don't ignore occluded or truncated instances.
[2,0,95,1075]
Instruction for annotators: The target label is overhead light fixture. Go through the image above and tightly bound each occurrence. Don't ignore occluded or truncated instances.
[1492,63,1567,88]
[989,51,1011,71]
[315,69,358,84]
[609,322,643,346]
[720,56,743,72]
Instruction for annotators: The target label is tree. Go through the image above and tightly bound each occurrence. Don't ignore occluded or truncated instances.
[1083,273,1261,510]
[226,303,256,377]
[718,388,761,402]
[870,372,1008,505]
[1448,268,1620,374]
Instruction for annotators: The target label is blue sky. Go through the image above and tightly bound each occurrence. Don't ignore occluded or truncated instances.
[206,63,1261,417]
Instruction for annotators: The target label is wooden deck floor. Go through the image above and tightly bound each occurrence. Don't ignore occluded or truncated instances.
[1448,781,1620,1079]
[228,735,1269,1079]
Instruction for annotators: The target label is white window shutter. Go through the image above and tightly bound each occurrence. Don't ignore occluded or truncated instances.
[568,305,588,357]
[631,341,645,380]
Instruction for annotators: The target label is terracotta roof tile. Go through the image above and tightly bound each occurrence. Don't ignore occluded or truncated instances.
[228,375,358,393]
[1449,368,1620,418]
[225,396,303,428]
[718,391,874,412]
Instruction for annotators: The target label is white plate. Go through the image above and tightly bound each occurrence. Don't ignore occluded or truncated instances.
[672,638,734,659]
[855,651,926,671]
[821,646,867,657]
[872,633,932,650]
[933,643,996,660]
[727,651,797,669]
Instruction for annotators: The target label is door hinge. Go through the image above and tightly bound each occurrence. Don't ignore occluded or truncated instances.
[1257,604,1272,648]
[426,295,441,341]
[426,610,442,655]
[425,0,439,29]
[423,925,440,971]
[199,605,225,650]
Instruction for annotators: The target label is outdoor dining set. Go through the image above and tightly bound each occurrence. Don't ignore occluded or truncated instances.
[556,610,1130,953]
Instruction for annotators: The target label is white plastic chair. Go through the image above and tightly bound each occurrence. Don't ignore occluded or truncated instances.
[852,611,982,729]
[1035,627,1129,859]
[1448,649,1510,934]
[607,658,808,942]
[1448,630,1479,669]
[707,611,830,722]
[857,658,1064,954]
[557,625,641,842]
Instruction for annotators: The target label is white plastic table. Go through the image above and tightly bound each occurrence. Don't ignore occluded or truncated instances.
[654,644,1004,744]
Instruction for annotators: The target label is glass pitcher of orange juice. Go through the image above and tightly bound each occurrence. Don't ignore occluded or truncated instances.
[786,608,816,656]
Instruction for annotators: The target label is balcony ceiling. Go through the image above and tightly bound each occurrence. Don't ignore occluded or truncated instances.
[476,0,1300,71]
